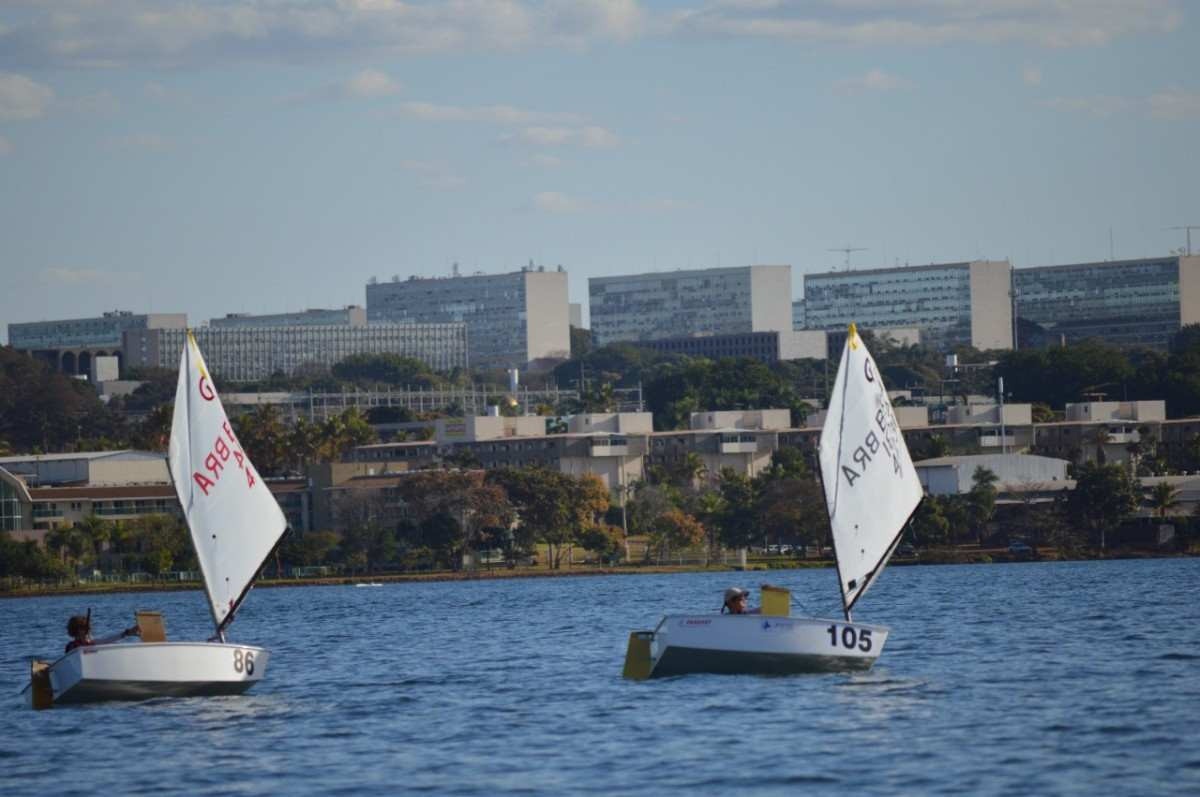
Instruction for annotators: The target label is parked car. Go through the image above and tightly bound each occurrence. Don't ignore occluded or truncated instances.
[1007,541,1033,558]
[895,543,918,559]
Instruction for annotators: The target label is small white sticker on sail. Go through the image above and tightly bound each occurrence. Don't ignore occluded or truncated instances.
[168,332,287,628]
[818,328,923,613]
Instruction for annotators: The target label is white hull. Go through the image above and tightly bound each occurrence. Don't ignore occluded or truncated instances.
[638,615,888,678]
[43,642,268,705]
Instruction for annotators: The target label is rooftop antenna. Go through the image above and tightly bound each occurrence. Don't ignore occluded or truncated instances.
[1167,225,1199,256]
[829,244,867,270]
[451,261,460,277]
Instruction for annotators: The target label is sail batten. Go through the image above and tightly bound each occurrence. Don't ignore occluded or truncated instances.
[819,325,923,616]
[168,331,287,632]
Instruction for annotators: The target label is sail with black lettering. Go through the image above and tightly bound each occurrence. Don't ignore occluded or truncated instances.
[168,330,287,632]
[818,324,923,617]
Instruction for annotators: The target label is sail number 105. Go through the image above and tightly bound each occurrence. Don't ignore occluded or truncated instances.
[826,624,872,652]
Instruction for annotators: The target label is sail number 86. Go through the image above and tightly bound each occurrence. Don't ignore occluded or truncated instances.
[826,624,872,652]
[233,649,255,675]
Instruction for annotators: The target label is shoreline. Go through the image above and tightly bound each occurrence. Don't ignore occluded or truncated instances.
[2,549,1193,600]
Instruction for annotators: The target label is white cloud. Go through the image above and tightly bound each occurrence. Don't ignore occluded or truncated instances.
[42,268,108,286]
[64,91,120,115]
[0,135,11,156]
[0,72,54,120]
[345,68,402,98]
[1039,95,1132,117]
[400,101,582,126]
[528,153,563,168]
[534,191,588,213]
[671,0,1183,48]
[1022,65,1042,86]
[634,198,692,212]
[399,159,465,190]
[506,124,619,148]
[107,132,173,152]
[1149,89,1200,120]
[3,0,1175,69]
[833,68,912,94]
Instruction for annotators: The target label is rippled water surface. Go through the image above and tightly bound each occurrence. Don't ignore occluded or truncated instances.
[3,559,1199,795]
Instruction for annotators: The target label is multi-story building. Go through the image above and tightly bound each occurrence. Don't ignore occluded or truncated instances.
[1013,255,1200,350]
[801,260,1013,351]
[8,310,187,376]
[123,323,468,382]
[588,265,793,347]
[634,330,826,363]
[211,306,366,328]
[0,451,310,540]
[365,268,569,369]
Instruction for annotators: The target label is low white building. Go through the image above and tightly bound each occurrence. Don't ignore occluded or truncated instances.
[915,453,1069,496]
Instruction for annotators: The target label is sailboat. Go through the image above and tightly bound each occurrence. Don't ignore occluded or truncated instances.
[623,324,923,678]
[29,331,288,707]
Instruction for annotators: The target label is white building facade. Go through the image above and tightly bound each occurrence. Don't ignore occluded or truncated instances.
[123,323,468,381]
[588,265,793,346]
[801,260,1013,351]
[365,269,569,369]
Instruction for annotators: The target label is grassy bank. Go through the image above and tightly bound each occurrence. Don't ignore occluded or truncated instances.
[3,547,1193,599]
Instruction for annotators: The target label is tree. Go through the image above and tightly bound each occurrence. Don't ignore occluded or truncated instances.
[334,490,399,573]
[909,497,950,547]
[647,509,706,563]
[331,353,440,388]
[233,404,290,476]
[578,523,623,564]
[966,467,998,545]
[1066,462,1138,550]
[715,469,758,553]
[1148,481,1180,519]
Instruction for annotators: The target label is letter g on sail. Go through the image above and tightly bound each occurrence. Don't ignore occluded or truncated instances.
[864,359,875,383]
[199,376,216,401]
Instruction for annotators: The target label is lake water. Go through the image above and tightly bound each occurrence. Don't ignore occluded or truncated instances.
[2,559,1198,795]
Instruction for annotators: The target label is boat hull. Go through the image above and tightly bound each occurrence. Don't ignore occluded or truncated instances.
[636,615,888,678]
[44,642,268,706]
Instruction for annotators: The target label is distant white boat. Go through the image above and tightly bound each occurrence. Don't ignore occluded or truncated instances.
[624,324,923,678]
[355,582,384,588]
[30,331,288,708]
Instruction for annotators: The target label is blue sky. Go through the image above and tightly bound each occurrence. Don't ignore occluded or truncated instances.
[2,0,1198,343]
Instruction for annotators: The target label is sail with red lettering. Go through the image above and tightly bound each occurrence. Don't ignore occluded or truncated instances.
[168,330,287,632]
[818,324,923,617]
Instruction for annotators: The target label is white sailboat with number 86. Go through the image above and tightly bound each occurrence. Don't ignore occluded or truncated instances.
[29,331,288,708]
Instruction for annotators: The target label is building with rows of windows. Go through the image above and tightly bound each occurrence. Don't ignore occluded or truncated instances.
[211,306,367,329]
[123,322,468,381]
[588,265,793,347]
[8,310,187,376]
[365,268,569,370]
[1013,255,1200,350]
[799,260,1013,352]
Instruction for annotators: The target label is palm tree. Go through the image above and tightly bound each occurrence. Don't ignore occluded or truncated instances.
[1149,481,1180,519]
[1087,425,1111,465]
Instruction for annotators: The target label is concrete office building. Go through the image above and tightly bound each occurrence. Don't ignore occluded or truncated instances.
[8,310,187,376]
[366,269,569,369]
[211,306,366,328]
[124,323,468,382]
[801,260,1013,351]
[636,330,827,363]
[1013,255,1200,350]
[588,265,793,347]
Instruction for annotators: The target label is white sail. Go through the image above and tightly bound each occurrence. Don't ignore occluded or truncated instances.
[169,331,287,630]
[818,324,923,615]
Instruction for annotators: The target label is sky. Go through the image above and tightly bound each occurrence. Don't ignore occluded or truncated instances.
[1,0,1199,344]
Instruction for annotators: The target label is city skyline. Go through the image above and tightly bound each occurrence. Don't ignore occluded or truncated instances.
[2,1,1198,344]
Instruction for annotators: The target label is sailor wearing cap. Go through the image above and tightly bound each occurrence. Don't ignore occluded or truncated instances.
[721,587,760,615]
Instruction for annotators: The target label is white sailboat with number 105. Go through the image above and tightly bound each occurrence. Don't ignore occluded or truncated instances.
[29,331,288,707]
[623,324,923,678]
